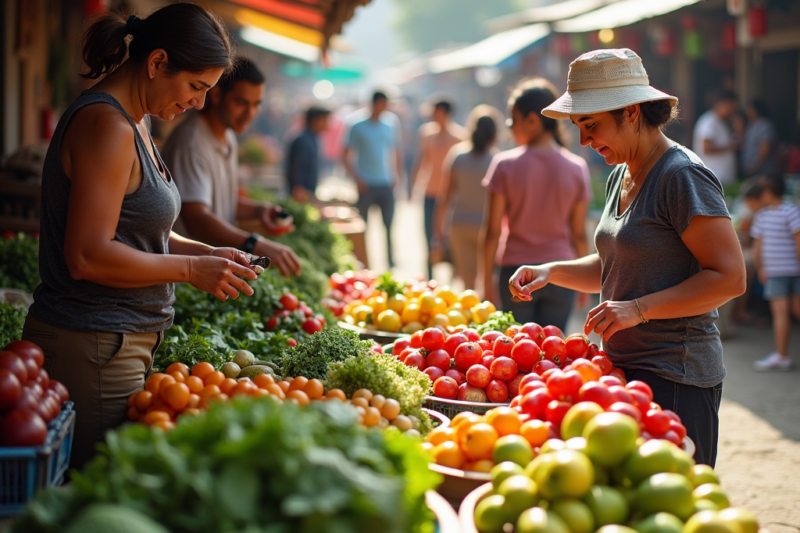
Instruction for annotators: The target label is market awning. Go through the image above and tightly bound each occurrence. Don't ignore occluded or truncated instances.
[488,0,622,32]
[240,25,322,62]
[224,0,371,51]
[428,23,550,74]
[553,0,705,33]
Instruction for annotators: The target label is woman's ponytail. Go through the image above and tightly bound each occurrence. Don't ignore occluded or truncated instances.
[508,78,565,146]
[81,12,130,80]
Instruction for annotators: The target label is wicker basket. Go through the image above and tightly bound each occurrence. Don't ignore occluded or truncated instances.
[426,490,461,533]
[424,396,508,419]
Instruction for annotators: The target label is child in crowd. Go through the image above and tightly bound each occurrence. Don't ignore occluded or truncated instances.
[745,176,799,371]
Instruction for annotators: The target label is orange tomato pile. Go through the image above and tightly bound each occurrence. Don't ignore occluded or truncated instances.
[127,362,413,433]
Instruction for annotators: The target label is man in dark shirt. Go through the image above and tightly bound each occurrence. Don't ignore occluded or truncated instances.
[286,106,331,203]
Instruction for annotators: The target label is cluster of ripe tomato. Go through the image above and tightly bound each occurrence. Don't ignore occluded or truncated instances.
[264,292,326,339]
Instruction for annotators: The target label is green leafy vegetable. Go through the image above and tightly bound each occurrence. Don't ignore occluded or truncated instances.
[0,233,40,292]
[475,311,519,335]
[0,302,26,348]
[375,272,406,298]
[279,328,373,381]
[12,398,440,533]
[326,352,433,434]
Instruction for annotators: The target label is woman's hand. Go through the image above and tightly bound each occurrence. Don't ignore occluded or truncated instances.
[255,239,302,277]
[187,253,257,302]
[584,300,641,342]
[260,205,295,236]
[509,265,551,301]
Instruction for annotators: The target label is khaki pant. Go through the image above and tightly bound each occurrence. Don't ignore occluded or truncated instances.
[449,222,481,290]
[22,315,161,470]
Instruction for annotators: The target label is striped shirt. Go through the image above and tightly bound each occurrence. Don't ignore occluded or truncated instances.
[751,203,800,276]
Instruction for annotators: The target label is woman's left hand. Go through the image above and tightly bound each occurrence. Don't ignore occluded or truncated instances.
[584,300,641,342]
[210,247,255,272]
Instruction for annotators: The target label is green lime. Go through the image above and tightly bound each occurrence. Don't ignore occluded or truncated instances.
[474,494,508,533]
[540,438,566,454]
[693,483,729,509]
[690,465,720,487]
[583,412,640,468]
[634,473,695,521]
[497,475,539,523]
[516,507,571,533]
[561,402,604,440]
[493,435,534,467]
[684,510,743,533]
[533,450,594,500]
[492,461,525,490]
[623,440,680,485]
[633,512,684,533]
[718,508,759,533]
[549,498,595,533]
[583,485,628,526]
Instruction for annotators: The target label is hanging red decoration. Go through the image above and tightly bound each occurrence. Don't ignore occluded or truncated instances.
[654,28,676,57]
[554,34,571,57]
[749,7,767,37]
[681,15,697,31]
[722,22,736,49]
[83,0,109,17]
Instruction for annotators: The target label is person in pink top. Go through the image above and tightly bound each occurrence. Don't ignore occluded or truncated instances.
[480,78,590,331]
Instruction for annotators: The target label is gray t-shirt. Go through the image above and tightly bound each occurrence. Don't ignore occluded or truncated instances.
[741,117,779,176]
[594,145,730,387]
[448,146,495,225]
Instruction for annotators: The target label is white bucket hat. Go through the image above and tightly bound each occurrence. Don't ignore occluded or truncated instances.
[542,48,677,119]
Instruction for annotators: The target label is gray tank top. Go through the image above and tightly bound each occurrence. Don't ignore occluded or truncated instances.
[30,90,181,333]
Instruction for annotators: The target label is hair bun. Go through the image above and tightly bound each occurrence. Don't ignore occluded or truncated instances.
[126,15,139,36]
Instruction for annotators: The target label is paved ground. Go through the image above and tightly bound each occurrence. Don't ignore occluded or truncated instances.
[359,193,800,531]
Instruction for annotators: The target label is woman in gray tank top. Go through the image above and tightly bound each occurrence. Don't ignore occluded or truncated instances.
[508,50,746,467]
[22,5,258,469]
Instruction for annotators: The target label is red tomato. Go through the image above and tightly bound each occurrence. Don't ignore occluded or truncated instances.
[466,364,492,389]
[492,336,515,358]
[490,357,518,382]
[520,323,546,346]
[404,354,427,371]
[541,337,566,367]
[507,373,525,398]
[485,380,509,403]
[626,380,654,403]
[519,388,554,419]
[4,340,44,369]
[48,380,69,403]
[510,340,540,373]
[481,354,497,368]
[424,367,445,383]
[542,325,564,339]
[545,400,572,426]
[426,349,451,371]
[608,367,627,384]
[547,370,583,402]
[0,369,22,412]
[36,368,49,390]
[265,317,278,330]
[286,338,297,347]
[25,382,43,400]
[643,409,671,436]
[541,368,562,383]
[392,338,411,356]
[0,409,48,447]
[301,318,323,334]
[662,410,682,424]
[505,325,522,338]
[578,382,614,408]
[591,355,614,376]
[15,387,39,412]
[564,334,591,360]
[477,339,492,352]
[513,333,532,343]
[628,389,651,415]
[669,420,687,441]
[20,358,39,381]
[607,401,642,423]
[608,385,634,405]
[519,380,546,397]
[445,369,467,386]
[462,328,480,342]
[454,342,483,372]
[0,352,27,384]
[279,293,299,311]
[662,429,682,446]
[532,359,558,376]
[568,359,602,384]
[587,344,601,358]
[370,343,383,354]
[37,394,58,422]
[421,328,445,352]
[599,375,624,387]
[442,333,468,357]
[480,331,502,344]
[432,377,458,399]
[276,310,291,319]
[409,331,423,349]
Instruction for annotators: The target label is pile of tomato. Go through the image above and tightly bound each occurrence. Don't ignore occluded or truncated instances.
[264,292,326,338]
[0,340,70,447]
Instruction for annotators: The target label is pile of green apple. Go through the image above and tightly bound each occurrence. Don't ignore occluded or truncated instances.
[473,411,758,533]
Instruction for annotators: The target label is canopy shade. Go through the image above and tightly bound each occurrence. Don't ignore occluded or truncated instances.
[488,0,622,32]
[553,0,704,33]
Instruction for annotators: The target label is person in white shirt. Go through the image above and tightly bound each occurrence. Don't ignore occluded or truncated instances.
[693,91,740,184]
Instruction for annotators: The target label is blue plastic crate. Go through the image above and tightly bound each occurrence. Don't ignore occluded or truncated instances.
[0,401,75,517]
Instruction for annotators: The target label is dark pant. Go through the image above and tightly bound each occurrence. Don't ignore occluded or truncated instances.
[622,368,723,467]
[424,196,436,279]
[356,185,395,267]
[498,265,575,332]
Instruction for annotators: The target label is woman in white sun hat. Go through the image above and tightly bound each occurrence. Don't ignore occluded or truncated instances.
[508,48,746,466]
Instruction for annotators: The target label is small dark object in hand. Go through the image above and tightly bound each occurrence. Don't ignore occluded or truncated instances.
[248,255,271,271]
[272,209,290,220]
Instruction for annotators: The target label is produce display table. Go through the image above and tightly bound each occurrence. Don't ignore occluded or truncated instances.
[337,320,406,344]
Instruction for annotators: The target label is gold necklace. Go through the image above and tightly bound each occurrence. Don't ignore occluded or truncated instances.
[623,137,663,195]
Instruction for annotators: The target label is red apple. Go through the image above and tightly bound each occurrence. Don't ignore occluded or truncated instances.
[466,364,492,389]
[507,373,525,398]
[510,339,540,373]
[454,342,483,372]
[542,325,564,339]
[424,367,445,382]
[410,330,423,349]
[445,369,467,386]
[564,334,591,360]
[392,338,411,356]
[443,333,468,357]
[404,354,426,371]
[533,359,558,376]
[485,380,509,403]
[541,337,566,367]
[599,375,623,387]
[607,401,642,423]
[628,389,651,415]
[520,380,546,396]
[545,400,571,426]
[421,328,446,351]
[492,336,514,358]
[426,349,451,371]
[626,380,654,403]
[520,323,545,346]
[546,370,583,402]
[490,357,518,381]
[608,385,633,404]
[462,328,480,342]
[513,332,532,343]
[609,367,627,384]
[432,376,458,399]
[480,331,502,344]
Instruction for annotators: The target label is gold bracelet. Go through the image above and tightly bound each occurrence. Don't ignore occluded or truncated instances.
[634,298,648,324]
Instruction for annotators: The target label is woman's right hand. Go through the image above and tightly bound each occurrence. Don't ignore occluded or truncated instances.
[509,265,551,301]
[188,256,257,302]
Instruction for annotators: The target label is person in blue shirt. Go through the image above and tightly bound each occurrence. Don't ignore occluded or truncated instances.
[286,106,330,203]
[343,91,404,267]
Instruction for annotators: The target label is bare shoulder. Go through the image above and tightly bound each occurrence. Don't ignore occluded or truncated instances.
[449,122,469,141]
[64,103,135,153]
[418,121,437,137]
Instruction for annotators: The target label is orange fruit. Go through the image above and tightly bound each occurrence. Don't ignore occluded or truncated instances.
[166,362,190,379]
[289,376,308,392]
[266,384,285,399]
[253,388,270,398]
[191,362,215,380]
[133,390,154,412]
[463,423,499,461]
[466,459,495,473]
[145,373,167,394]
[303,379,324,400]
[432,441,466,469]
[253,374,275,389]
[286,390,310,406]
[219,378,238,395]
[351,397,369,409]
[520,419,550,448]
[451,411,477,428]
[162,382,190,411]
[157,375,176,397]
[277,381,291,393]
[199,384,221,398]
[142,410,171,426]
[486,407,522,437]
[364,406,381,426]
[152,419,175,431]
[185,376,204,394]
[427,426,457,446]
[231,381,257,397]
[168,370,186,383]
[421,442,434,452]
[204,371,225,387]
[187,393,200,409]
[127,406,140,421]
[326,388,346,402]
[455,414,484,446]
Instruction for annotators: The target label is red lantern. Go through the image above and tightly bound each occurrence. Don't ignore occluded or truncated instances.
[749,7,767,37]
[722,22,736,49]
